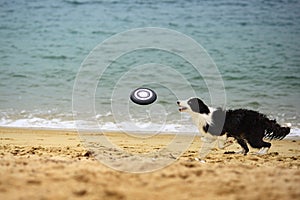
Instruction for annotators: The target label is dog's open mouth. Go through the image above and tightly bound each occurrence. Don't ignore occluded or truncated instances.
[177,101,187,112]
[178,107,187,112]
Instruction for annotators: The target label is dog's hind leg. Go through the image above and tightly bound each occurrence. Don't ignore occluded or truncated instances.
[236,138,249,155]
[256,141,271,155]
[247,137,271,155]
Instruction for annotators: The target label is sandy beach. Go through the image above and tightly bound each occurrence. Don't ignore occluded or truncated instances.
[0,127,299,200]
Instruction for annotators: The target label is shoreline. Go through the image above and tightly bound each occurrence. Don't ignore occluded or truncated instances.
[0,127,299,199]
[0,126,299,139]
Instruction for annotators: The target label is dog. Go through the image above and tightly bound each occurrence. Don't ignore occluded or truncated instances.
[177,97,290,161]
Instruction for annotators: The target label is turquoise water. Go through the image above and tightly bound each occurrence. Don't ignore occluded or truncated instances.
[0,0,299,134]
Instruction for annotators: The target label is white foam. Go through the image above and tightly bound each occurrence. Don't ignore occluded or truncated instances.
[0,117,76,130]
[0,117,196,134]
[0,117,299,138]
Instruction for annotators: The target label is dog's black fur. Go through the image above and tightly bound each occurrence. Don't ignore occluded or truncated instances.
[181,98,290,154]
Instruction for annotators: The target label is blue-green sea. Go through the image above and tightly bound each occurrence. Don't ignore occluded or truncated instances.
[0,0,299,136]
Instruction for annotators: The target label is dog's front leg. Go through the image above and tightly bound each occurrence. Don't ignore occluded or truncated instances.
[217,135,234,149]
[196,135,217,163]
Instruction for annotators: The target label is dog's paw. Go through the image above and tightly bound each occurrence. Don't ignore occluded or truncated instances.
[255,147,269,155]
[195,158,206,163]
[235,150,247,155]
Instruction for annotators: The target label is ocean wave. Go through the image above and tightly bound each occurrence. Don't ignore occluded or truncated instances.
[0,116,299,138]
[0,117,196,134]
[1,0,299,139]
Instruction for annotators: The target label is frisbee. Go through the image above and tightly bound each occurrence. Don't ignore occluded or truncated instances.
[130,88,157,105]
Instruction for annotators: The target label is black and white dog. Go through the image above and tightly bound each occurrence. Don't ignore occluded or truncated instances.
[177,97,290,160]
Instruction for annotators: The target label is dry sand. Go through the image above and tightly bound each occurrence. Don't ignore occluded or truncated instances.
[0,127,299,200]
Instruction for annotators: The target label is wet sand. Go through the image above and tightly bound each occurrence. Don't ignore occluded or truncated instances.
[0,127,299,200]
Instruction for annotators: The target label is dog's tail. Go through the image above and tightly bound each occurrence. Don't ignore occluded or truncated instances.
[264,119,290,140]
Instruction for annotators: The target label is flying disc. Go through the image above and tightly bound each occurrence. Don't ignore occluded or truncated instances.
[130,88,157,105]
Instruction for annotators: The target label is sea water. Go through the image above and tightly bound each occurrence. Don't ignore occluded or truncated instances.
[0,0,299,137]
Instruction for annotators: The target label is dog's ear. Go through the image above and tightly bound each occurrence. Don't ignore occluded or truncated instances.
[188,98,210,114]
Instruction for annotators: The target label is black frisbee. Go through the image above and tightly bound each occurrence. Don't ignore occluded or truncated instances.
[130,88,157,105]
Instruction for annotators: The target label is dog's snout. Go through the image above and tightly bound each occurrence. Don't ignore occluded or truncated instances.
[176,100,180,105]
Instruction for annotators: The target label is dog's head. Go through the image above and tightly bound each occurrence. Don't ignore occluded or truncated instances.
[177,97,210,114]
